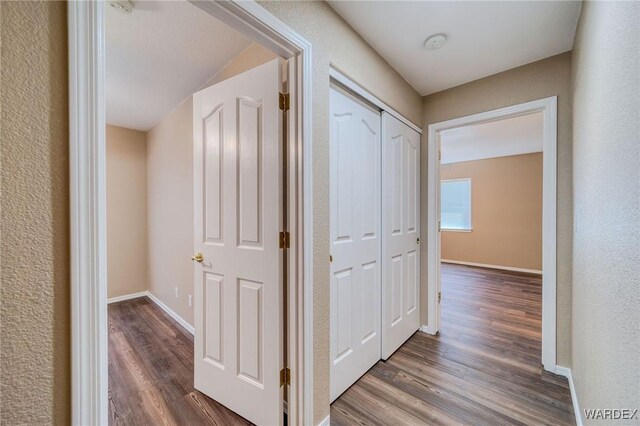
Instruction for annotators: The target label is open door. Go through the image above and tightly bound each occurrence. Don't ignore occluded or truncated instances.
[192,59,284,426]
[381,112,421,360]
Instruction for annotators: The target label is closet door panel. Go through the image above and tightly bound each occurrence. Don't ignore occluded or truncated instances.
[330,87,381,402]
[381,112,421,359]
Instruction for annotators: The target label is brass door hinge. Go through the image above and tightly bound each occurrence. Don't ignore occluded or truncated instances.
[279,231,290,249]
[280,367,290,387]
[279,92,290,111]
[438,150,442,161]
[438,291,442,303]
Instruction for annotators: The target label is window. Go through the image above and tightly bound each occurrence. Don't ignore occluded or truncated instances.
[441,178,472,231]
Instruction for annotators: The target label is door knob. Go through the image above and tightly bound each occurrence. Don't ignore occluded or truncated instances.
[192,252,204,263]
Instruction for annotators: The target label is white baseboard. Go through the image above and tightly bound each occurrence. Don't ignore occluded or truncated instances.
[107,291,148,304]
[555,366,582,426]
[145,291,195,335]
[441,259,542,275]
[107,290,194,335]
[419,325,437,335]
[317,415,330,426]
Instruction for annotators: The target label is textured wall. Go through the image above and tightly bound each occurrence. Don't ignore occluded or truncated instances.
[146,43,277,327]
[0,1,70,423]
[258,2,423,422]
[441,153,543,271]
[106,125,148,299]
[571,1,640,421]
[421,52,573,366]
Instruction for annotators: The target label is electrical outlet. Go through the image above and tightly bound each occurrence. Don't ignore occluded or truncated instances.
[188,294,192,308]
[174,287,178,298]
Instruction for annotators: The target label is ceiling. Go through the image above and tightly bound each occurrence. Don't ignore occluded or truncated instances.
[106,1,252,131]
[328,1,582,95]
[440,112,543,164]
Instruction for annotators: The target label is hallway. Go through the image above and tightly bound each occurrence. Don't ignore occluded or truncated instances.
[330,263,575,425]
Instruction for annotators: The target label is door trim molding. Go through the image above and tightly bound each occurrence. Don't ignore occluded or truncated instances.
[425,96,558,372]
[68,1,314,424]
[329,66,422,134]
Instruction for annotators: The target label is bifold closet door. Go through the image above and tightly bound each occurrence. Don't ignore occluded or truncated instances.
[329,87,382,402]
[381,112,420,360]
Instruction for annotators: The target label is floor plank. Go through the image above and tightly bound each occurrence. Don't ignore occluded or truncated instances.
[331,263,575,425]
[108,297,252,426]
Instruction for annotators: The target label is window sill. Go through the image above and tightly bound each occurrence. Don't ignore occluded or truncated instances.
[442,228,473,233]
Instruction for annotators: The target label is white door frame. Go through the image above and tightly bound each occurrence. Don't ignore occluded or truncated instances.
[68,1,314,425]
[425,96,558,372]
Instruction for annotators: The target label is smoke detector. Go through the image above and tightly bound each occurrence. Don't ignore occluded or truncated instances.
[109,0,134,14]
[424,34,447,51]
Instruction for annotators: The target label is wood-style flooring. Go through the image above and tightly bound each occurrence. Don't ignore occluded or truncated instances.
[108,297,251,425]
[331,263,575,426]
[109,264,574,425]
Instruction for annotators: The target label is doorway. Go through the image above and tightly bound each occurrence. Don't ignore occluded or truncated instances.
[105,3,286,424]
[425,97,558,372]
[69,2,313,424]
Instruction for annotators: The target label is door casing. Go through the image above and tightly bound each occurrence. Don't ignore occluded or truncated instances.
[424,97,558,373]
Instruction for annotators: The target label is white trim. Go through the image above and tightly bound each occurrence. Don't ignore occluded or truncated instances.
[107,291,147,304]
[69,2,107,425]
[441,259,542,275]
[146,291,195,335]
[107,291,195,335]
[426,96,558,372]
[317,415,331,426]
[70,1,314,425]
[555,366,583,426]
[419,325,437,335]
[329,66,422,134]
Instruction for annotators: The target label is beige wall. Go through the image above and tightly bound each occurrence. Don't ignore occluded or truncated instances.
[571,1,640,421]
[258,2,423,422]
[0,1,70,423]
[146,97,194,324]
[106,125,148,298]
[421,52,573,367]
[146,43,278,327]
[441,153,542,271]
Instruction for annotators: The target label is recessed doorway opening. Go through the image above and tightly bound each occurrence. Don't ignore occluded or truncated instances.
[426,97,558,372]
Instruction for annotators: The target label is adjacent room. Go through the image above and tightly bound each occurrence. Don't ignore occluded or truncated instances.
[105,2,282,424]
[435,113,574,423]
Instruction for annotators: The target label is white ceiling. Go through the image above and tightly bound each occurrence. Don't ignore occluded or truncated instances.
[440,112,543,164]
[106,1,252,131]
[328,1,582,95]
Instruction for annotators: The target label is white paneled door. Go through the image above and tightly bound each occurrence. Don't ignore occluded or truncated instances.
[192,59,283,426]
[329,87,382,402]
[381,112,421,360]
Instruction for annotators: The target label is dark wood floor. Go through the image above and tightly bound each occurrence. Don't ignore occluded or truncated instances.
[108,297,251,425]
[331,263,575,426]
[109,264,574,425]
